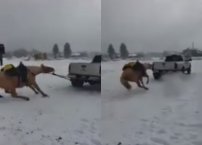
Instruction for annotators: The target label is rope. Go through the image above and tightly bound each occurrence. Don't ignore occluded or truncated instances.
[51,73,69,80]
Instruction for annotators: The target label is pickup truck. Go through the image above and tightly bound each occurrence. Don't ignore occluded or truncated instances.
[68,55,101,87]
[152,54,191,80]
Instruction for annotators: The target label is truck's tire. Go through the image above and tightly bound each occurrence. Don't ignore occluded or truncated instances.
[71,80,84,87]
[89,81,96,85]
[181,67,186,74]
[174,63,178,72]
[153,72,161,80]
[187,67,191,74]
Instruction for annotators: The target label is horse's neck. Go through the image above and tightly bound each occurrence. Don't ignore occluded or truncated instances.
[143,64,152,70]
[27,66,42,75]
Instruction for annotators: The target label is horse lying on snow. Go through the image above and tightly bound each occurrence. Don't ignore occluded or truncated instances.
[0,62,54,101]
[120,61,152,90]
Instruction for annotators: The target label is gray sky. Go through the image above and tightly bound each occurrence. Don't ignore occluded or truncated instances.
[0,0,101,52]
[102,0,202,52]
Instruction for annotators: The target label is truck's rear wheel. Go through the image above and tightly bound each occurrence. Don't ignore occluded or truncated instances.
[181,67,186,74]
[89,81,97,85]
[187,67,191,74]
[153,72,161,80]
[71,80,84,87]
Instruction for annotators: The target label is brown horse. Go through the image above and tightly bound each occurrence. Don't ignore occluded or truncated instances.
[0,64,54,101]
[120,61,152,90]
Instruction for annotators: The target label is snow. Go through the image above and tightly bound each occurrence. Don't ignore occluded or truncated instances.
[0,58,101,145]
[102,60,202,145]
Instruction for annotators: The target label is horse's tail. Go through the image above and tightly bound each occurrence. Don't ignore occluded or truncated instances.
[120,75,131,90]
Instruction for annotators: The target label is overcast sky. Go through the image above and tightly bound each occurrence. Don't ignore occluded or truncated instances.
[0,0,100,52]
[102,0,202,52]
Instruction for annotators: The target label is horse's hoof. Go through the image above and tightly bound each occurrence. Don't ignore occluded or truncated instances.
[42,94,49,97]
[25,97,30,101]
[126,87,131,90]
[5,90,9,93]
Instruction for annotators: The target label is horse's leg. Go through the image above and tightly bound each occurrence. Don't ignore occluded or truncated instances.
[10,89,30,101]
[120,77,132,90]
[136,79,143,88]
[142,71,149,84]
[139,78,144,86]
[25,76,39,95]
[27,74,48,97]
[32,82,48,97]
[5,89,9,93]
[28,85,39,94]
[137,77,148,90]
[139,78,148,90]
[146,74,149,84]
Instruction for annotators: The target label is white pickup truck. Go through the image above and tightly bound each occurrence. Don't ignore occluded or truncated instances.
[152,54,191,80]
[68,55,101,87]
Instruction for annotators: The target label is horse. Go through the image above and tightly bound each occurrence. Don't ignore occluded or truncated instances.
[120,61,152,90]
[0,63,54,101]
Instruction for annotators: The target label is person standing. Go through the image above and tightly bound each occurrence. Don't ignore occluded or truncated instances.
[0,44,5,66]
[17,62,28,85]
[0,53,3,66]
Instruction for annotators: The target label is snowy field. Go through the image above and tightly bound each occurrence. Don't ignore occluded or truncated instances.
[102,60,202,145]
[1,58,202,145]
[0,58,101,145]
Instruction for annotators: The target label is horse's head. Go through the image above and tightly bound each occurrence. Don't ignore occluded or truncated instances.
[40,64,55,73]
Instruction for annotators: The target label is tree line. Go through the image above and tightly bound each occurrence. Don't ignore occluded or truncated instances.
[108,43,129,59]
[4,42,73,58]
[52,42,72,58]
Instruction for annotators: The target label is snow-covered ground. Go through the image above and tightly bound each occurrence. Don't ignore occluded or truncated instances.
[102,60,202,145]
[1,58,202,145]
[0,58,101,145]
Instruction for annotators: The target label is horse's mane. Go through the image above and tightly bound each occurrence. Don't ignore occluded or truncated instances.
[27,65,54,75]
[27,66,40,69]
[26,66,42,75]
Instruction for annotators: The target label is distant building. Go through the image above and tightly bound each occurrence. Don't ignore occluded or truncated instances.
[102,53,110,61]
[128,53,137,59]
[33,53,47,60]
[182,48,202,57]
[71,52,81,58]
[163,50,181,56]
